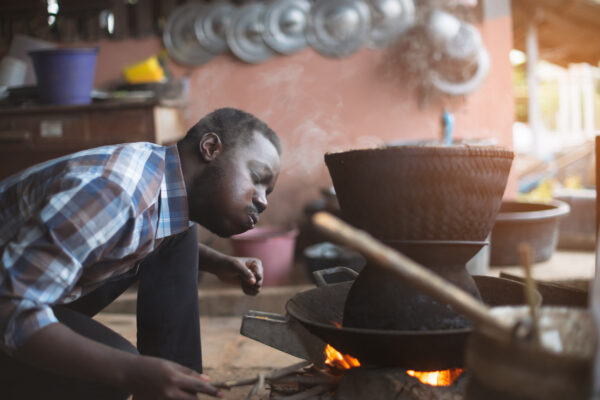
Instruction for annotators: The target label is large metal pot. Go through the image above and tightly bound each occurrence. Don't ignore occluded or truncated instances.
[285,268,537,370]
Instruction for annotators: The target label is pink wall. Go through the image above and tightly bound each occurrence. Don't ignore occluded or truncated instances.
[86,15,516,227]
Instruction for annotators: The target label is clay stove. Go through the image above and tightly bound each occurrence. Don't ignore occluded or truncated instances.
[241,145,518,398]
[241,265,535,399]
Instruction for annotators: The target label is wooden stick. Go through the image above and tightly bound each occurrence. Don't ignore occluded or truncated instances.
[272,383,329,400]
[212,361,312,389]
[274,374,340,385]
[312,212,512,339]
[518,242,540,344]
[245,372,265,400]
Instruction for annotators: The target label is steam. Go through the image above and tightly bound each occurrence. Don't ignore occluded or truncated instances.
[282,118,341,178]
[281,117,385,179]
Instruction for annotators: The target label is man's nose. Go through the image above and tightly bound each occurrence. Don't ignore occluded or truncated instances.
[253,190,267,213]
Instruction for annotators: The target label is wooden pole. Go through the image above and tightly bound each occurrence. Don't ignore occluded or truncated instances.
[527,16,542,156]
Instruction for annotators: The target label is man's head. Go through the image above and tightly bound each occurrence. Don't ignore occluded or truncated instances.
[177,108,282,237]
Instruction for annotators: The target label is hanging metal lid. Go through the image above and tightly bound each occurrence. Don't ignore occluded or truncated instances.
[163,2,215,66]
[306,0,371,58]
[227,3,275,64]
[432,46,490,96]
[194,2,236,54]
[367,0,415,48]
[263,0,311,54]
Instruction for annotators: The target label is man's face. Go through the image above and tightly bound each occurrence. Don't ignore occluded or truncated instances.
[189,132,281,237]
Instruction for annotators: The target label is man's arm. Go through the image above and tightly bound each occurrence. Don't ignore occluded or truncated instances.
[15,322,221,399]
[197,243,263,295]
[0,175,220,398]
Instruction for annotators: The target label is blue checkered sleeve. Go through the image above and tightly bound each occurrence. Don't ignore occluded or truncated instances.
[0,175,138,353]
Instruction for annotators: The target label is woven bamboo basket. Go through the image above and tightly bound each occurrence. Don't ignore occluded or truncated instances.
[324,145,514,242]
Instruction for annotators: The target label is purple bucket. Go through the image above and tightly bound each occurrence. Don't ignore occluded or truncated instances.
[29,47,98,105]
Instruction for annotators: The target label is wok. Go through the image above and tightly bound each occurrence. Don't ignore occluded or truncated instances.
[286,267,536,370]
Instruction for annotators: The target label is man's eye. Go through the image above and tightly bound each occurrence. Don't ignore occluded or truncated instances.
[251,172,260,183]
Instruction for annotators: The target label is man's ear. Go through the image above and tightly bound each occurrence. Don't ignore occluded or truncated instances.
[198,132,223,162]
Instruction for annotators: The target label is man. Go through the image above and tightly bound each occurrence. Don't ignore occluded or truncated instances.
[0,108,282,399]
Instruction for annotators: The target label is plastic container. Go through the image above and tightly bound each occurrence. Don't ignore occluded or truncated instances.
[490,200,570,266]
[231,227,298,286]
[8,34,56,85]
[0,56,27,87]
[123,56,165,84]
[29,47,98,105]
[554,188,596,250]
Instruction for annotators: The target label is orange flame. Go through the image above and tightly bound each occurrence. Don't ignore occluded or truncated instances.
[406,369,464,386]
[324,344,361,369]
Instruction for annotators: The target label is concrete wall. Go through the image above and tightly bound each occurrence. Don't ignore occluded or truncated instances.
[43,13,518,229]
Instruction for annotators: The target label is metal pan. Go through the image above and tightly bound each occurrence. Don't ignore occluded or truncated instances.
[163,2,215,66]
[263,0,311,54]
[285,267,536,370]
[227,3,275,64]
[194,2,236,54]
[305,0,371,58]
[366,0,415,48]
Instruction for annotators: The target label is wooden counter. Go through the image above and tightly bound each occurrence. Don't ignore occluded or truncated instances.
[0,100,186,180]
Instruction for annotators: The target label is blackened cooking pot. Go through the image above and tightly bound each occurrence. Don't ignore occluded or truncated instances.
[285,267,539,370]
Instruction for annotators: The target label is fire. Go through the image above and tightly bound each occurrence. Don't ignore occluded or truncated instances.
[323,342,463,387]
[324,344,361,369]
[406,369,464,386]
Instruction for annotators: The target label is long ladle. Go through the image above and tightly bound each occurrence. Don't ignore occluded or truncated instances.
[312,211,514,341]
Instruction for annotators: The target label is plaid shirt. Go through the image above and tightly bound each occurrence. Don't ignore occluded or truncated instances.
[0,142,189,354]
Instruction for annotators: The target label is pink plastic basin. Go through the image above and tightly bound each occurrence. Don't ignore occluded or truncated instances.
[231,226,298,286]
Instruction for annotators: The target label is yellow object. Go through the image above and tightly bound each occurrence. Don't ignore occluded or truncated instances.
[564,175,583,189]
[518,178,555,202]
[123,56,165,84]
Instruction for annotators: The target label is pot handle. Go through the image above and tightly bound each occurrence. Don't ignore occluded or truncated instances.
[241,310,326,365]
[312,266,358,287]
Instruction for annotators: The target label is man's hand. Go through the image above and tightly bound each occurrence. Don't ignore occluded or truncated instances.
[17,323,222,400]
[128,356,222,400]
[213,256,263,295]
[197,244,264,295]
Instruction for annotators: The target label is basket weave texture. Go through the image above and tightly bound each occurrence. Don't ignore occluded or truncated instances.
[324,145,514,242]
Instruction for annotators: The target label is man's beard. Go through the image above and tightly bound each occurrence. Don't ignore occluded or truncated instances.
[187,164,232,237]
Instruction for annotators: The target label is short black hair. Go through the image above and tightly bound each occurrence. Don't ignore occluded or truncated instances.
[180,108,282,155]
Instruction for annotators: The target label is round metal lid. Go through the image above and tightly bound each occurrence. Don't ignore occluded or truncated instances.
[194,2,236,54]
[263,0,311,54]
[444,22,482,62]
[227,3,275,64]
[367,0,415,48]
[306,0,371,58]
[432,46,490,96]
[163,2,215,66]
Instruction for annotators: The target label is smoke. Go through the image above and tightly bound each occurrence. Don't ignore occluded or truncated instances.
[281,117,385,179]
[282,117,342,178]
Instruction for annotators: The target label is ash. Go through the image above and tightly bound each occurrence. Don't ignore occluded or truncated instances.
[268,367,467,400]
[334,368,468,400]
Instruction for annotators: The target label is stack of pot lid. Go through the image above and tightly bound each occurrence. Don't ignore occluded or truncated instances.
[195,2,236,55]
[163,2,215,66]
[227,3,275,64]
[263,0,311,54]
[366,0,415,47]
[306,0,372,58]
